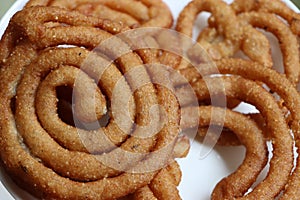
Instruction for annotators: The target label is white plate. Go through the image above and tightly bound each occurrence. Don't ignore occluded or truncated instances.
[0,0,298,200]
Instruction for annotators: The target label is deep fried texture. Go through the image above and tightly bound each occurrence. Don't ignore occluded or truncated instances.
[32,48,135,155]
[0,41,153,200]
[25,0,173,28]
[208,10,300,85]
[1,0,299,199]
[280,139,300,200]
[196,24,272,67]
[134,162,182,200]
[126,42,188,199]
[238,12,300,85]
[190,112,267,146]
[183,106,267,199]
[190,76,294,199]
[176,0,243,60]
[231,0,300,36]
[132,150,185,200]
[176,0,272,67]
[0,6,182,199]
[205,0,300,86]
[176,59,300,135]
[10,6,127,49]
[0,6,123,68]
[177,58,300,198]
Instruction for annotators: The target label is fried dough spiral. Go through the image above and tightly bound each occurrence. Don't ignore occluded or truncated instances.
[25,0,173,28]
[0,6,184,199]
[190,76,294,199]
[176,0,272,66]
[1,0,300,199]
[177,58,300,199]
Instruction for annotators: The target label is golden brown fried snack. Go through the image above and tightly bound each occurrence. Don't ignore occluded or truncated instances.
[280,139,300,200]
[189,112,267,146]
[182,106,267,199]
[176,59,300,134]
[176,0,243,60]
[134,162,182,200]
[171,53,299,197]
[25,0,173,28]
[176,0,272,67]
[2,0,299,199]
[196,24,272,67]
[238,11,300,85]
[208,10,300,85]
[0,6,183,199]
[177,58,300,198]
[231,0,300,36]
[189,76,293,199]
[132,134,189,200]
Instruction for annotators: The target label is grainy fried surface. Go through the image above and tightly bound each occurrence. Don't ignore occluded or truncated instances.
[25,0,173,28]
[1,0,300,199]
[0,5,184,200]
